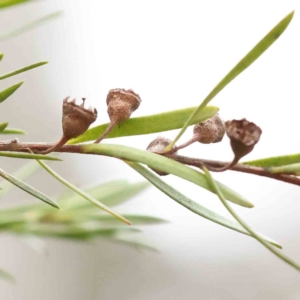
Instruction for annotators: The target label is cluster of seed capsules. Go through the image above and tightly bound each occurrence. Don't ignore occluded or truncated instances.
[46,89,262,173]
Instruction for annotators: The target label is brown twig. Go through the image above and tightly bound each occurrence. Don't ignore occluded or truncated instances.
[0,140,300,187]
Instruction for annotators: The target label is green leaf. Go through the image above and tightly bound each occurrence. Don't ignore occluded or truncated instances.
[34,158,131,225]
[0,268,15,282]
[107,237,159,252]
[0,167,59,208]
[0,11,63,41]
[167,11,294,150]
[269,163,300,175]
[0,122,8,132]
[0,61,48,80]
[0,161,41,196]
[82,144,253,208]
[203,166,300,272]
[63,181,150,211]
[0,128,26,134]
[244,153,300,168]
[0,0,30,9]
[69,105,219,144]
[0,53,3,61]
[0,81,23,103]
[126,161,280,248]
[0,151,61,160]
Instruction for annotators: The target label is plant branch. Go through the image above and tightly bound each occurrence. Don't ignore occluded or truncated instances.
[0,140,299,187]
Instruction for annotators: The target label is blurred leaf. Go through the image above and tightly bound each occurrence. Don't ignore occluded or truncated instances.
[0,160,40,196]
[0,151,61,160]
[0,11,63,41]
[0,268,15,282]
[19,235,47,255]
[0,53,3,61]
[63,181,150,211]
[0,167,59,208]
[69,106,219,144]
[245,153,300,168]
[0,122,8,132]
[126,161,280,248]
[0,61,47,80]
[0,81,23,103]
[0,128,26,134]
[35,159,130,225]
[0,0,30,9]
[269,163,300,175]
[167,11,294,150]
[76,214,167,226]
[107,237,159,252]
[203,166,300,272]
[83,144,253,208]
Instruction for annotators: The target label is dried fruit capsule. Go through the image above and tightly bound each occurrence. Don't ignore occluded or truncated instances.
[146,136,177,176]
[94,89,141,143]
[41,97,97,154]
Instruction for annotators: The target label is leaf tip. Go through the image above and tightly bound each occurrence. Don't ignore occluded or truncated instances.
[0,53,3,61]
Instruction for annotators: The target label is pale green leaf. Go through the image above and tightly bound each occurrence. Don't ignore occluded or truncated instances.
[0,167,59,208]
[269,163,300,175]
[0,268,15,282]
[0,0,30,9]
[107,237,159,252]
[203,166,300,272]
[0,61,48,80]
[0,151,61,160]
[35,159,130,225]
[83,144,253,208]
[244,153,300,168]
[167,11,294,150]
[69,105,219,144]
[126,161,280,248]
[0,122,8,132]
[0,161,41,196]
[0,81,23,103]
[0,128,26,134]
[0,11,63,41]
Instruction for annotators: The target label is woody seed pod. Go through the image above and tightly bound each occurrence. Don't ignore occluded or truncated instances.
[41,97,97,154]
[146,136,177,176]
[225,118,262,160]
[94,88,141,143]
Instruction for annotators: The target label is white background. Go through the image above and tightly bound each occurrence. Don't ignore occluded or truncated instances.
[0,0,300,299]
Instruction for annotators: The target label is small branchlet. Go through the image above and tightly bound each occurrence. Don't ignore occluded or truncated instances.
[146,136,177,176]
[94,89,141,144]
[41,97,97,154]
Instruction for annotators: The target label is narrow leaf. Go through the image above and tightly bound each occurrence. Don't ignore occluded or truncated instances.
[0,81,23,103]
[0,61,48,80]
[69,106,219,144]
[0,268,15,282]
[0,151,61,160]
[0,122,8,132]
[126,161,280,248]
[269,163,300,175]
[107,237,159,252]
[0,128,26,134]
[0,0,30,9]
[245,153,300,168]
[0,11,63,41]
[35,159,131,225]
[167,11,294,150]
[0,53,3,61]
[83,144,253,208]
[0,161,41,196]
[203,166,300,272]
[0,167,59,208]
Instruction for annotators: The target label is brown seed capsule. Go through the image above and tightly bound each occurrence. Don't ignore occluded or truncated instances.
[62,97,97,139]
[193,114,225,144]
[41,97,97,154]
[225,118,262,160]
[146,136,177,176]
[94,89,141,143]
